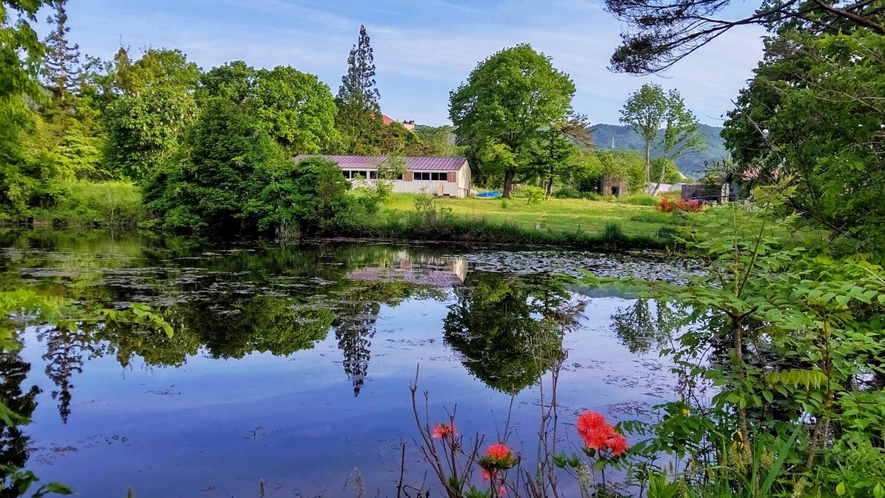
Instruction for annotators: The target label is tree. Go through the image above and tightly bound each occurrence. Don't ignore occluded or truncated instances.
[144,97,286,233]
[335,25,382,155]
[253,66,339,155]
[620,84,702,192]
[529,114,593,196]
[102,86,197,180]
[42,0,80,114]
[100,48,201,180]
[197,60,256,105]
[405,125,463,156]
[450,44,576,198]
[620,83,667,186]
[723,29,885,253]
[604,0,885,74]
[653,90,703,193]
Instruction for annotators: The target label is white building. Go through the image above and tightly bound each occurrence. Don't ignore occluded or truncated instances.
[294,155,472,198]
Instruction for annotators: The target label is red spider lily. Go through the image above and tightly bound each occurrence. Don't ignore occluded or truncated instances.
[432,423,455,439]
[575,411,629,456]
[486,443,512,461]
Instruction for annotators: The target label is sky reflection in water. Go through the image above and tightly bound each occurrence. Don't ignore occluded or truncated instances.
[0,231,679,497]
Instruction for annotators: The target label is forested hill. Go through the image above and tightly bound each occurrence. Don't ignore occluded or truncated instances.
[591,124,728,178]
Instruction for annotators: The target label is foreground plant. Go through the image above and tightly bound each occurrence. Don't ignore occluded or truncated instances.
[584,179,885,496]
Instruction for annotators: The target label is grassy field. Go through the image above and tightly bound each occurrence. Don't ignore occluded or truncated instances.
[379,194,670,238]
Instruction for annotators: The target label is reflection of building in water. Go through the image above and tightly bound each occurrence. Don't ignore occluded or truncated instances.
[346,254,467,286]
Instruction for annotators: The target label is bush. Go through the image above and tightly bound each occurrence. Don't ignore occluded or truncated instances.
[657,197,706,213]
[519,186,546,205]
[252,157,352,234]
[602,221,626,242]
[552,187,582,199]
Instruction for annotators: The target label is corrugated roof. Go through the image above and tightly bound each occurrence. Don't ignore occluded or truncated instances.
[294,155,468,171]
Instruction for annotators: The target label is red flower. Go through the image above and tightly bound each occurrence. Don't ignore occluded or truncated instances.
[609,434,629,456]
[576,411,606,437]
[486,443,512,461]
[432,423,455,439]
[481,468,495,481]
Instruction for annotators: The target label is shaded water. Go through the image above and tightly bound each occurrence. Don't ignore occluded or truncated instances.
[0,230,686,497]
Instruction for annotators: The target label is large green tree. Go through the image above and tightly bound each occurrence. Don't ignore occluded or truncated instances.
[620,83,668,186]
[335,25,382,155]
[1,0,62,218]
[449,44,576,198]
[723,29,885,253]
[144,97,284,232]
[253,66,339,155]
[100,49,201,181]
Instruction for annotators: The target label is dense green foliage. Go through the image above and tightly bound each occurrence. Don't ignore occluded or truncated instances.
[450,44,576,198]
[723,28,885,254]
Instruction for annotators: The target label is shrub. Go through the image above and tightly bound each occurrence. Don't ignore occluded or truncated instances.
[252,157,352,234]
[520,186,546,205]
[552,187,582,199]
[602,221,626,242]
[49,181,145,226]
[657,197,706,213]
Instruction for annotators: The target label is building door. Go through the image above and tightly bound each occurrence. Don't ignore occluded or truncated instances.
[611,186,620,197]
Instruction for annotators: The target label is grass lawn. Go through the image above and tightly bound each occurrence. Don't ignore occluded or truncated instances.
[380,194,669,238]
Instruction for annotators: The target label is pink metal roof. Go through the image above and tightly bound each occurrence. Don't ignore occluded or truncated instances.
[294,155,468,171]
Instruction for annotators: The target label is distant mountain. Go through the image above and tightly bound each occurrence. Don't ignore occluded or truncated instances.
[591,124,728,179]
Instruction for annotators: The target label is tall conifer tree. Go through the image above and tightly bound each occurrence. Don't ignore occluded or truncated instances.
[43,0,81,113]
[335,25,382,154]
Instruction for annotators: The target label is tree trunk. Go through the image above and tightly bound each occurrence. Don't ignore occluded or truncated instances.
[644,143,651,188]
[652,159,666,195]
[503,169,515,198]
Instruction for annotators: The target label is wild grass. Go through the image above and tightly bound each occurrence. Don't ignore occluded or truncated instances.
[35,181,147,228]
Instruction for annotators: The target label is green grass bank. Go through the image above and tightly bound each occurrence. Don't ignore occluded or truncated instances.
[18,183,678,250]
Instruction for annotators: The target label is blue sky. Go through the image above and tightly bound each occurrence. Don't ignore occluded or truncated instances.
[46,0,766,126]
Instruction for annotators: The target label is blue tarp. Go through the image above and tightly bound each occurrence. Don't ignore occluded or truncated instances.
[476,191,502,198]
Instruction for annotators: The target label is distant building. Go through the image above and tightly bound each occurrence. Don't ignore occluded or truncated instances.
[599,174,629,198]
[382,115,416,131]
[294,155,472,198]
[681,182,739,203]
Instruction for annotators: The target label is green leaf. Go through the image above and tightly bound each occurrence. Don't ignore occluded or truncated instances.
[837,482,846,496]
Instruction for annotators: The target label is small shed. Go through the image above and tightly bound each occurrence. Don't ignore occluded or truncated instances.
[599,175,629,198]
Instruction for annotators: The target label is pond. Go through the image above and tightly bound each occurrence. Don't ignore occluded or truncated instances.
[0,230,688,497]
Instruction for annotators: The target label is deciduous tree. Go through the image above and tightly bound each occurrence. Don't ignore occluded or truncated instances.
[449,44,575,198]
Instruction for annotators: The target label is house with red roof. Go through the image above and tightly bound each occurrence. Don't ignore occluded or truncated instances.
[382,115,416,131]
[294,155,472,198]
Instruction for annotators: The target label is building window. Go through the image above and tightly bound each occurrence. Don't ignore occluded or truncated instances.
[415,172,447,181]
[342,170,352,179]
[396,174,403,180]
[369,171,378,180]
[352,171,366,180]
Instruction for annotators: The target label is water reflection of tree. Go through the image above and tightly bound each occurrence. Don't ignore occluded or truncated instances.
[334,281,446,397]
[443,274,585,394]
[0,351,40,496]
[37,326,86,424]
[611,299,701,354]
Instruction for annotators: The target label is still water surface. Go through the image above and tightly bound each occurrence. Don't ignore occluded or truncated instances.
[0,231,685,497]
